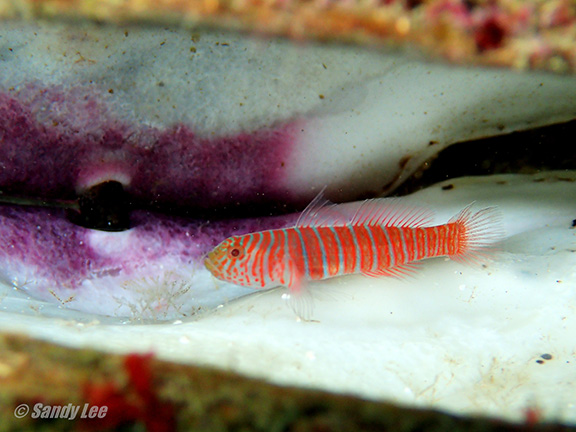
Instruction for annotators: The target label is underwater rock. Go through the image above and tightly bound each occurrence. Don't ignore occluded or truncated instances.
[3,0,576,74]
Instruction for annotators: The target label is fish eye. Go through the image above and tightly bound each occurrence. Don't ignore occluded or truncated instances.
[228,245,244,258]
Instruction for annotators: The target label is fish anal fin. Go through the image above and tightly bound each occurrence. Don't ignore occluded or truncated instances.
[362,262,420,279]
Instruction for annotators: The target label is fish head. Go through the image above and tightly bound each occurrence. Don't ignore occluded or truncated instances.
[204,235,251,285]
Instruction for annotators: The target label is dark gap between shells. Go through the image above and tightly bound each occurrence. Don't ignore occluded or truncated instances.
[397,119,576,196]
[4,120,576,232]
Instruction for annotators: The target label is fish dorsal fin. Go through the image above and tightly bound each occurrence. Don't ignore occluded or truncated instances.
[296,188,350,227]
[297,190,434,228]
[347,198,434,227]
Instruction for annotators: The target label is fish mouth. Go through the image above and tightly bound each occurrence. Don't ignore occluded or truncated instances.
[204,254,217,275]
[204,255,224,280]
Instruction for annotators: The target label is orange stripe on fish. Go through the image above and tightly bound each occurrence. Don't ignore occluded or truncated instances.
[204,192,503,318]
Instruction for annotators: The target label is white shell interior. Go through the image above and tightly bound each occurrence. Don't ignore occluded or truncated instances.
[3,21,576,201]
[1,171,575,425]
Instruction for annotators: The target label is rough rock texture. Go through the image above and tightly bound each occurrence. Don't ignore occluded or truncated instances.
[2,0,576,74]
[0,333,570,431]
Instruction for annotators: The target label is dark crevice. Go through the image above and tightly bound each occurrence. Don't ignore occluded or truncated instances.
[395,120,576,196]
[66,181,132,232]
[63,182,299,231]
[6,120,576,231]
[133,199,300,222]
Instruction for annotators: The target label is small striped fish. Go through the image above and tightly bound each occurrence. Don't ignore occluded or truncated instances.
[204,193,503,318]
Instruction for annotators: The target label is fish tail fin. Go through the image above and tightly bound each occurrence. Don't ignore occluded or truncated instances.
[448,203,504,265]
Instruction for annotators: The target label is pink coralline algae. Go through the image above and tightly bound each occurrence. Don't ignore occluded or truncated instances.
[0,82,305,317]
[412,0,575,71]
[0,85,301,213]
[0,203,295,311]
[474,14,507,52]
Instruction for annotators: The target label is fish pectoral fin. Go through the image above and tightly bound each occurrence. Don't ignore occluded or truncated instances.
[283,285,315,322]
[280,260,316,322]
[362,262,420,279]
